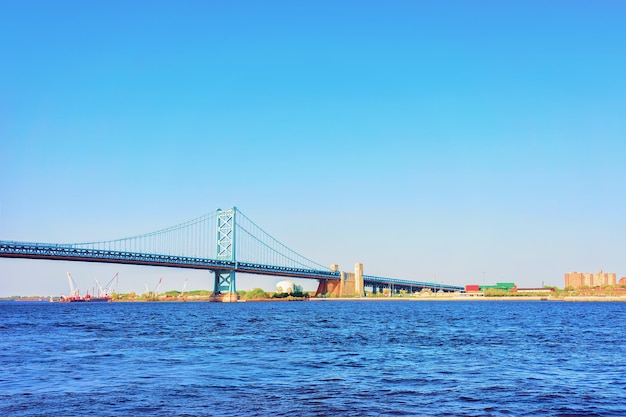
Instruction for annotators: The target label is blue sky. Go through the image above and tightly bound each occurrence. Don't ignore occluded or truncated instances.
[1,1,625,296]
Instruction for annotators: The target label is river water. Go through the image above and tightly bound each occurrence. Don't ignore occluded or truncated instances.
[1,300,625,416]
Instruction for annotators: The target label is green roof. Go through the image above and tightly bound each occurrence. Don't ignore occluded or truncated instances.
[481,282,516,290]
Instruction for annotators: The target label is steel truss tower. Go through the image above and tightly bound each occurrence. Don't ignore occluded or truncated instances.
[213,207,237,294]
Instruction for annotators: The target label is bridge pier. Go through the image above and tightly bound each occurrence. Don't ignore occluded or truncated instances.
[210,270,238,302]
[315,263,364,297]
[315,279,342,297]
[210,292,238,302]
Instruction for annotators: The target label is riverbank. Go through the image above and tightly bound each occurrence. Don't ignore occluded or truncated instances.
[4,295,626,302]
[309,295,626,302]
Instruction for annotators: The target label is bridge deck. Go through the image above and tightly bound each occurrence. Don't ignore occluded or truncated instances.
[0,241,340,280]
[0,241,464,292]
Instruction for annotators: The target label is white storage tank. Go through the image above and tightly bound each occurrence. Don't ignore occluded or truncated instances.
[276,280,295,294]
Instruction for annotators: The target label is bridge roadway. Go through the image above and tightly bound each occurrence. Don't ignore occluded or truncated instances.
[0,241,464,293]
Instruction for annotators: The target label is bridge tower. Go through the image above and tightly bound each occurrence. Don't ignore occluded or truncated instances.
[211,207,238,302]
[355,262,364,296]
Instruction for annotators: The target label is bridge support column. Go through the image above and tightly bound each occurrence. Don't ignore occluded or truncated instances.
[355,263,363,297]
[315,279,342,297]
[211,208,239,302]
[210,270,238,302]
[314,264,342,297]
[314,263,366,298]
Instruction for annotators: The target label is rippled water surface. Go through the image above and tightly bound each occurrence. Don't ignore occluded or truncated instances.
[1,300,625,416]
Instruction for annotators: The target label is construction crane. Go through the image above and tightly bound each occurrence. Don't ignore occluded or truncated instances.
[145,277,163,300]
[102,272,119,296]
[95,273,119,297]
[66,272,80,298]
[95,279,105,297]
[154,277,163,296]
[180,278,188,297]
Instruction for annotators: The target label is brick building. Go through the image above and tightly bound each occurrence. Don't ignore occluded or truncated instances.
[564,270,617,289]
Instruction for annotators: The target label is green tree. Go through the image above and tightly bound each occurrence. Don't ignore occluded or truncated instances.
[483,289,508,297]
[244,288,269,300]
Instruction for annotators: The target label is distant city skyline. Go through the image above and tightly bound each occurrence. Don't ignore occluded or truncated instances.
[1,1,625,296]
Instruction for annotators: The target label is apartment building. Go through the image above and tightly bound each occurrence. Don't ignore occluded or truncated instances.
[564,269,617,289]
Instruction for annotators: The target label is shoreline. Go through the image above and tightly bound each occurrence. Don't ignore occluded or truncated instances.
[4,295,626,303]
[309,295,626,302]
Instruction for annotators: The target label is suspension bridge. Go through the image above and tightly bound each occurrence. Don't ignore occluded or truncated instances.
[0,207,463,300]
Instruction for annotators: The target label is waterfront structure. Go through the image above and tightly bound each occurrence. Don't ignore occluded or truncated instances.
[464,283,553,294]
[465,283,520,292]
[276,280,295,294]
[565,270,617,289]
[317,263,364,297]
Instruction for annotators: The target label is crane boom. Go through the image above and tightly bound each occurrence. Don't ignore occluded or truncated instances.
[154,277,163,295]
[95,279,104,296]
[102,272,119,295]
[67,273,79,297]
